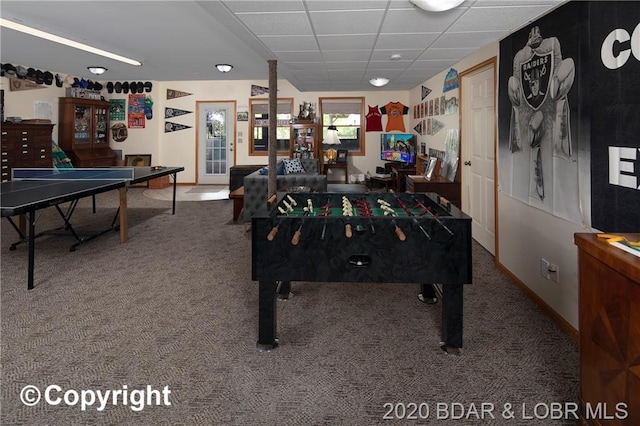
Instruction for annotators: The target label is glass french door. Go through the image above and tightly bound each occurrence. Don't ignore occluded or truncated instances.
[197,101,235,184]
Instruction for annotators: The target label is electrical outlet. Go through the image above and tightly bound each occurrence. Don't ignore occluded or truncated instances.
[548,263,559,283]
[541,258,551,280]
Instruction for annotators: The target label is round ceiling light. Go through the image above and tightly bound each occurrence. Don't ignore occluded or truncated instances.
[215,64,233,73]
[369,77,390,87]
[87,66,107,75]
[409,0,465,12]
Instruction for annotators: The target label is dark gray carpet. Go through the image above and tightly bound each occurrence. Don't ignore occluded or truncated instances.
[0,188,578,425]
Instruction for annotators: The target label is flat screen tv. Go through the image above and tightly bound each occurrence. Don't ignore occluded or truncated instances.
[380,133,417,165]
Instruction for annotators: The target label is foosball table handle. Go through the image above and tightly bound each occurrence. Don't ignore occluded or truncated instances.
[395,226,406,241]
[345,223,352,238]
[267,226,279,241]
[291,230,302,245]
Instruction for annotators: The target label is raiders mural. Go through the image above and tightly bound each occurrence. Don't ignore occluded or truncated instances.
[499,1,639,232]
[499,1,585,226]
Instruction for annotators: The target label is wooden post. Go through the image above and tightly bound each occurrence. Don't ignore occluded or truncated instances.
[268,60,278,201]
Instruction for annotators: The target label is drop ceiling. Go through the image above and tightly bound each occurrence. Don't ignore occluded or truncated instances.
[0,0,565,92]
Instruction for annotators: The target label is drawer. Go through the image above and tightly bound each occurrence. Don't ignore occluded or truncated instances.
[32,159,52,167]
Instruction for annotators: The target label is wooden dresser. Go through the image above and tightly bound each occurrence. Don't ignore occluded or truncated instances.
[574,233,640,425]
[405,175,461,209]
[1,123,54,182]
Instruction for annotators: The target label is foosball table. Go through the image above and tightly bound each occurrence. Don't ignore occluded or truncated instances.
[251,191,472,354]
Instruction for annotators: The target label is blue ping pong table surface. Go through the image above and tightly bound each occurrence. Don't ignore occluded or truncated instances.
[1,166,184,216]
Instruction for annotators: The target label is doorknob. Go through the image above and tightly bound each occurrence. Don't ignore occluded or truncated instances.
[464,161,471,166]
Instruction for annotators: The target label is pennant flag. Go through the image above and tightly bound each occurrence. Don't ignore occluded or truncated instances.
[9,78,45,91]
[413,122,422,134]
[165,107,192,118]
[251,84,269,96]
[166,89,192,100]
[164,121,192,133]
[421,86,432,100]
[443,68,459,92]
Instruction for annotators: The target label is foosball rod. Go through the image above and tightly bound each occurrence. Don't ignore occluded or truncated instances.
[413,196,454,236]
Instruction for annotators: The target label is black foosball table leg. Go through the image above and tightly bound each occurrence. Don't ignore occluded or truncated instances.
[277,281,293,300]
[418,283,438,304]
[257,280,278,351]
[440,282,464,356]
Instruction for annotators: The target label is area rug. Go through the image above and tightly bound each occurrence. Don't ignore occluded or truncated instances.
[143,185,230,201]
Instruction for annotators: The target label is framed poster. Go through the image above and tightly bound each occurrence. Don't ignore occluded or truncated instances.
[124,154,152,187]
[336,149,348,163]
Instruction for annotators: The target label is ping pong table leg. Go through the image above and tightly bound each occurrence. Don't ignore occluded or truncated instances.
[172,172,177,214]
[119,187,128,243]
[27,209,36,290]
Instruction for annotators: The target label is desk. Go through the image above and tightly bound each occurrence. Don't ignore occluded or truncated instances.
[574,233,640,425]
[391,166,416,192]
[252,191,472,353]
[1,166,184,289]
[367,176,394,191]
[324,163,348,183]
[406,175,461,209]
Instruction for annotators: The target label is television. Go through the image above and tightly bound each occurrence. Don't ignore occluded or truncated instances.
[380,133,417,165]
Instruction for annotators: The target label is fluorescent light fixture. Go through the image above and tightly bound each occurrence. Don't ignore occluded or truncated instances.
[0,18,142,66]
[369,77,390,87]
[409,0,465,12]
[216,64,233,73]
[87,66,107,75]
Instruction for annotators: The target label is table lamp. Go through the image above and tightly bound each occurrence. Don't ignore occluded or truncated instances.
[323,125,341,163]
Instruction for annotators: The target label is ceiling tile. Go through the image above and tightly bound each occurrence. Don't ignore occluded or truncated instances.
[223,0,305,13]
[322,50,372,62]
[235,11,311,36]
[431,31,506,49]
[310,10,385,35]
[449,5,556,32]
[418,47,476,61]
[375,33,439,50]
[381,7,465,33]
[317,35,377,50]
[259,36,318,52]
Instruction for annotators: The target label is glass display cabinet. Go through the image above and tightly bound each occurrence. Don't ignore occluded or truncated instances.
[290,123,318,160]
[58,97,116,167]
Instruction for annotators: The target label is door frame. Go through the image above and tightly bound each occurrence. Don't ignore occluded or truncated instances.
[195,100,237,184]
[459,56,498,260]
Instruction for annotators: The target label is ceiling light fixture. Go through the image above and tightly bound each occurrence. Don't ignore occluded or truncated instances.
[409,0,465,12]
[0,18,142,66]
[87,66,107,75]
[369,77,390,87]
[215,64,233,73]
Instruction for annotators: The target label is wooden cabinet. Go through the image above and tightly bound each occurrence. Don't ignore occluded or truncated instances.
[405,175,461,208]
[574,233,640,425]
[290,122,320,161]
[58,97,116,167]
[1,123,54,182]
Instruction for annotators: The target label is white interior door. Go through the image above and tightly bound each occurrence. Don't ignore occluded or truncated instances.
[197,102,235,184]
[462,63,496,255]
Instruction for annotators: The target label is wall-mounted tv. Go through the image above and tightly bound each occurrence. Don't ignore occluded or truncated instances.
[380,133,417,165]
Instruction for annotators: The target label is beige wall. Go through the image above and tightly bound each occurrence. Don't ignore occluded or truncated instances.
[410,41,583,330]
[1,77,408,183]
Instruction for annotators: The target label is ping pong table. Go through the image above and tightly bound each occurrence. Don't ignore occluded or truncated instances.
[1,166,184,290]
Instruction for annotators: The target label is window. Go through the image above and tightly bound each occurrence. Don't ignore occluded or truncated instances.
[319,97,364,156]
[249,98,293,156]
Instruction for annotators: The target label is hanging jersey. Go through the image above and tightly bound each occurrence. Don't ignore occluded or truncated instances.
[380,102,409,132]
[365,105,383,132]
